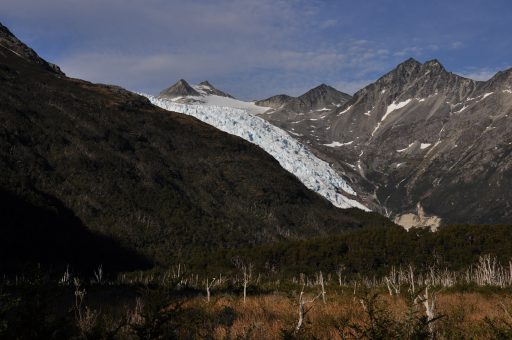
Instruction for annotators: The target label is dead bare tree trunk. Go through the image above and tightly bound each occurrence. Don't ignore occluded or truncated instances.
[206,277,216,302]
[409,264,415,294]
[294,284,322,334]
[415,285,438,338]
[336,264,345,287]
[243,267,249,304]
[385,277,394,296]
[319,271,326,304]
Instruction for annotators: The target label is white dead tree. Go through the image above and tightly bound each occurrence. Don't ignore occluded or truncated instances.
[336,264,345,287]
[232,257,253,304]
[242,263,253,304]
[295,284,322,334]
[408,264,416,294]
[319,271,326,304]
[385,277,400,296]
[415,285,438,337]
[385,266,401,295]
[206,277,216,302]
[385,277,395,296]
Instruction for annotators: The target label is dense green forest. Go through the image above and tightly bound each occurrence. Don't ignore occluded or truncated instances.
[187,224,512,277]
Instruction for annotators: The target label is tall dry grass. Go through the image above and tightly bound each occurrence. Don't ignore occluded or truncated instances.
[172,289,512,339]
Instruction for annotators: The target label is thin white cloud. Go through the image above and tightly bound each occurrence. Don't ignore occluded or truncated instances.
[393,46,424,57]
[318,19,338,29]
[458,68,498,81]
[451,41,464,49]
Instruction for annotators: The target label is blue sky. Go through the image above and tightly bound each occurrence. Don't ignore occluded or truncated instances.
[1,0,511,99]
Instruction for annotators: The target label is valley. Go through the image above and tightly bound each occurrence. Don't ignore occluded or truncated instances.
[1,4,512,336]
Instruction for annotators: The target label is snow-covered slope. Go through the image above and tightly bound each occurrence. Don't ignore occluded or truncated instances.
[143,94,369,211]
[159,79,269,115]
[174,93,269,115]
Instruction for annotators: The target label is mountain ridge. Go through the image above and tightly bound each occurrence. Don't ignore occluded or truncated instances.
[255,58,512,228]
[256,83,352,115]
[0,22,64,76]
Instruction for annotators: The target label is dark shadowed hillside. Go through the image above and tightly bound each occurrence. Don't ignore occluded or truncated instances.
[0,23,393,272]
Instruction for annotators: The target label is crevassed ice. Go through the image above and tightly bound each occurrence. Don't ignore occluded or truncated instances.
[143,94,369,211]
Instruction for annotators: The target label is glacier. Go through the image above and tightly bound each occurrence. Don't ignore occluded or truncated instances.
[143,94,369,211]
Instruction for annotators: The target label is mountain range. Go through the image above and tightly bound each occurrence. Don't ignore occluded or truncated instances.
[157,59,512,229]
[257,58,512,228]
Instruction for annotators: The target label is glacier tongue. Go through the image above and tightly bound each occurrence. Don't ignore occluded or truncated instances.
[144,94,369,211]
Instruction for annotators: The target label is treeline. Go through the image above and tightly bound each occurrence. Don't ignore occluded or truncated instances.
[184,224,512,277]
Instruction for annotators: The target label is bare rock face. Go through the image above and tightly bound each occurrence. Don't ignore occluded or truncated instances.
[394,203,442,231]
[256,84,352,127]
[196,81,234,98]
[159,79,200,98]
[257,58,512,227]
[255,94,295,109]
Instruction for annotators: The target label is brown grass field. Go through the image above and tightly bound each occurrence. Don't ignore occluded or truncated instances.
[168,290,512,339]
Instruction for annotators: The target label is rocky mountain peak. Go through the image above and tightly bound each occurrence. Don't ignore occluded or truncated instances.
[301,84,338,97]
[300,84,351,100]
[297,84,352,110]
[388,58,423,77]
[369,58,423,90]
[195,80,234,98]
[312,83,331,91]
[254,94,295,109]
[199,80,214,87]
[400,57,422,68]
[484,67,512,90]
[158,79,200,98]
[420,59,450,79]
[353,57,476,104]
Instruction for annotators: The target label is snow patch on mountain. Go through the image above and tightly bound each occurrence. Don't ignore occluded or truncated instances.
[397,143,415,152]
[143,94,369,211]
[453,105,468,114]
[338,105,353,116]
[324,141,353,147]
[481,92,494,100]
[382,99,412,121]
